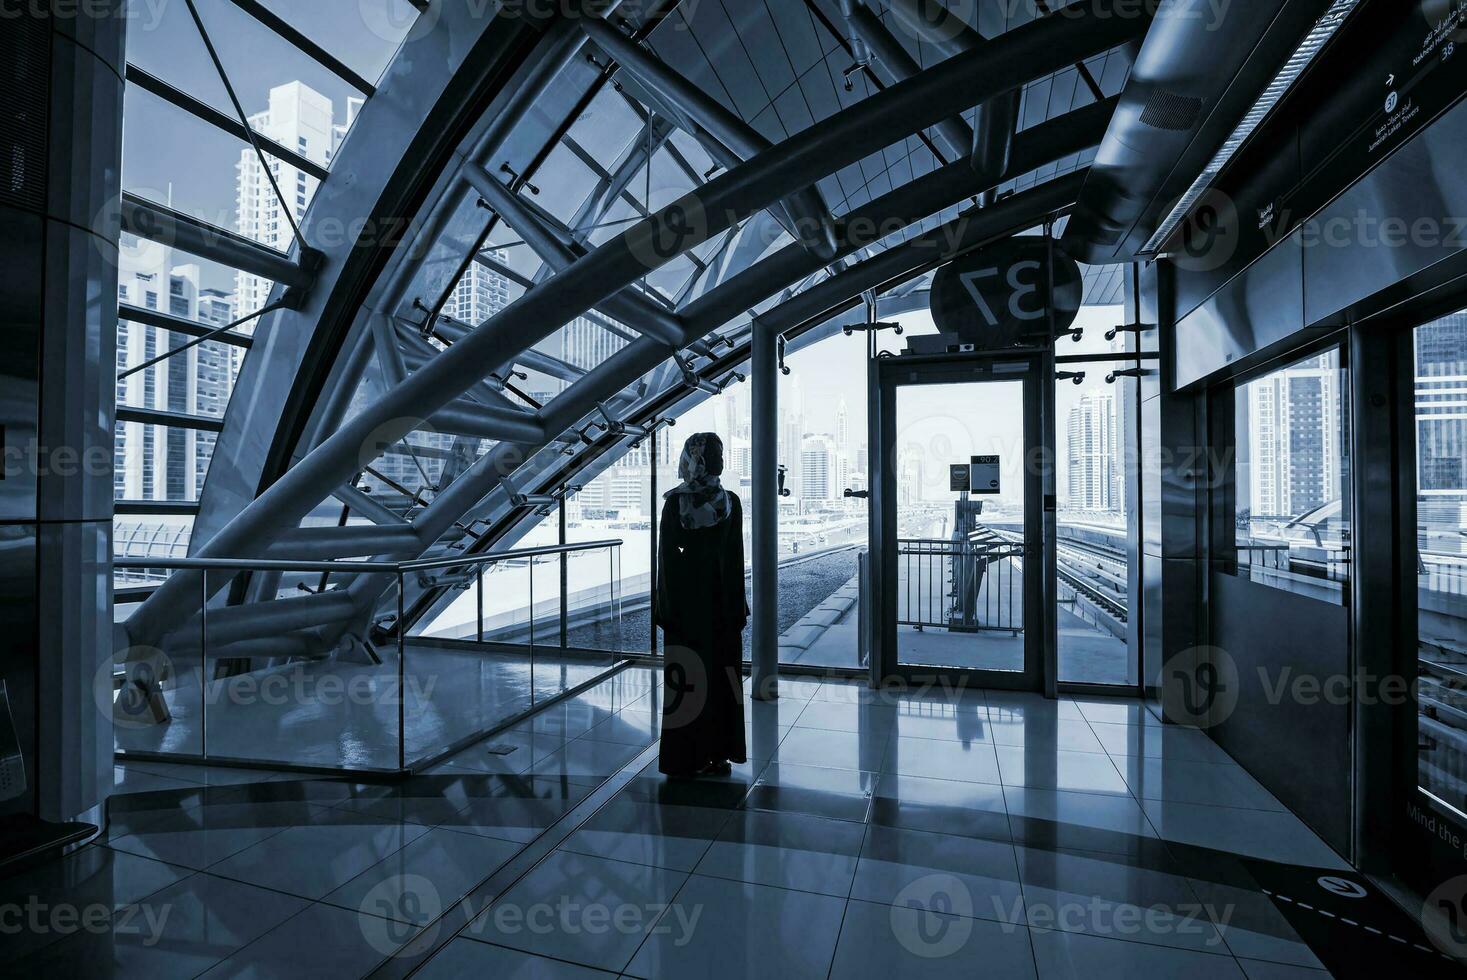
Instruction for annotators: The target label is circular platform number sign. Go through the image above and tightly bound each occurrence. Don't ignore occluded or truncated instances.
[929,238,1082,349]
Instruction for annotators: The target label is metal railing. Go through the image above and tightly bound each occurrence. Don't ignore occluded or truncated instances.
[896,537,1024,633]
[1238,541,1351,582]
[110,540,625,775]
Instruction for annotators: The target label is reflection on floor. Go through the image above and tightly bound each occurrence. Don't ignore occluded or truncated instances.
[114,642,621,770]
[14,666,1408,977]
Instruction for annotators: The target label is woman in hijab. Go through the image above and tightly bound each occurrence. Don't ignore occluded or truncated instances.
[657,432,748,778]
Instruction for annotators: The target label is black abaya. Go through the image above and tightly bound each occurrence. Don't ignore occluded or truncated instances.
[656,493,748,776]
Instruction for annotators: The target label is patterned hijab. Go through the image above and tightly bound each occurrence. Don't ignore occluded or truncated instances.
[664,432,732,530]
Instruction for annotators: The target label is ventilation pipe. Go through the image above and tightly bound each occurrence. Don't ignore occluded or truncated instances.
[1062,0,1342,264]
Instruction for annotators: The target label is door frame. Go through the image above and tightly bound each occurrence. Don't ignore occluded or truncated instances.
[1353,297,1467,893]
[868,350,1047,691]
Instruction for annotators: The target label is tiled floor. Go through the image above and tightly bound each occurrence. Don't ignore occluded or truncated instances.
[3,667,1356,978]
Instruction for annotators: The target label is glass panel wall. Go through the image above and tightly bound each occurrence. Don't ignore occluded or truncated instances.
[1414,309,1467,818]
[1233,347,1351,604]
[772,337,871,669]
[1055,349,1140,686]
[113,0,422,597]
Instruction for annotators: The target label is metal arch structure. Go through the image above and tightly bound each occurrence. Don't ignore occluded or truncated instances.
[122,1,1149,664]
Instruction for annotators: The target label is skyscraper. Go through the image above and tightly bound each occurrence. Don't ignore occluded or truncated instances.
[800,434,838,502]
[1066,391,1119,512]
[116,242,237,502]
[1246,352,1343,520]
[1415,311,1467,531]
[234,82,343,319]
[445,249,513,325]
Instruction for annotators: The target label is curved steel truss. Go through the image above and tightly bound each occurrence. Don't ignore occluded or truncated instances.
[121,0,1146,663]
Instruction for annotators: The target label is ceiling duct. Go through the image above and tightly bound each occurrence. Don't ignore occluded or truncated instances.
[1061,0,1348,265]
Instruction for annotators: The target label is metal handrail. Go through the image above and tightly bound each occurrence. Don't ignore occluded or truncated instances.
[113,538,623,574]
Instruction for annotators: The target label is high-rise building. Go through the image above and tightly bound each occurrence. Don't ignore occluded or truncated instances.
[560,315,628,379]
[234,82,340,319]
[1246,352,1342,520]
[116,242,237,503]
[1066,391,1118,511]
[1415,312,1467,530]
[801,434,837,502]
[445,249,513,325]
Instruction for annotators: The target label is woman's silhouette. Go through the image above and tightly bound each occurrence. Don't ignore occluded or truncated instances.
[657,432,748,778]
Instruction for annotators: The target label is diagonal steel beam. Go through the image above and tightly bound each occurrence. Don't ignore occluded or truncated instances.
[884,0,1021,187]
[844,0,973,162]
[126,2,1144,650]
[580,15,841,261]
[465,164,686,347]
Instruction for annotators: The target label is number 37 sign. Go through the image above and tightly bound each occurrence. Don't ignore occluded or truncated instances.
[928,237,1083,349]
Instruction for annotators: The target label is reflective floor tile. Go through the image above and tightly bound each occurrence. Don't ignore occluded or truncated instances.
[792,700,898,737]
[331,778,486,828]
[464,851,686,972]
[868,772,1010,842]
[984,693,1088,724]
[1113,758,1285,811]
[1015,846,1225,953]
[1029,927,1246,979]
[415,937,617,979]
[695,809,865,897]
[885,705,994,745]
[619,762,763,812]
[745,696,814,730]
[1185,878,1326,970]
[439,777,595,843]
[994,746,1129,795]
[1002,787,1162,857]
[512,699,614,740]
[829,898,1037,980]
[560,797,731,871]
[105,800,325,871]
[1070,699,1165,729]
[894,679,989,708]
[625,874,846,980]
[583,708,660,747]
[1237,958,1332,980]
[742,720,792,760]
[811,680,904,705]
[324,827,521,923]
[198,900,406,978]
[882,734,1002,784]
[986,717,1107,754]
[1088,721,1236,765]
[113,764,199,794]
[743,761,877,823]
[207,808,430,900]
[432,729,568,776]
[0,846,193,961]
[528,737,644,779]
[120,761,294,787]
[15,872,309,980]
[776,727,889,772]
[850,825,1024,925]
[1139,800,1350,870]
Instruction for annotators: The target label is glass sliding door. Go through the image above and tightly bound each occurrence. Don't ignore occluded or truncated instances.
[874,355,1043,689]
[1413,310,1467,820]
[1054,360,1142,687]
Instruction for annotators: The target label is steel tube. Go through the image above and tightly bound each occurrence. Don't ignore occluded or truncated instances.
[846,2,973,162]
[120,192,312,290]
[581,15,840,261]
[466,163,687,347]
[750,320,779,700]
[128,4,1136,649]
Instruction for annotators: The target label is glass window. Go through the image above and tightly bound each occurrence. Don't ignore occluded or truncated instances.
[1414,309,1467,818]
[1055,351,1140,686]
[1233,347,1351,603]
